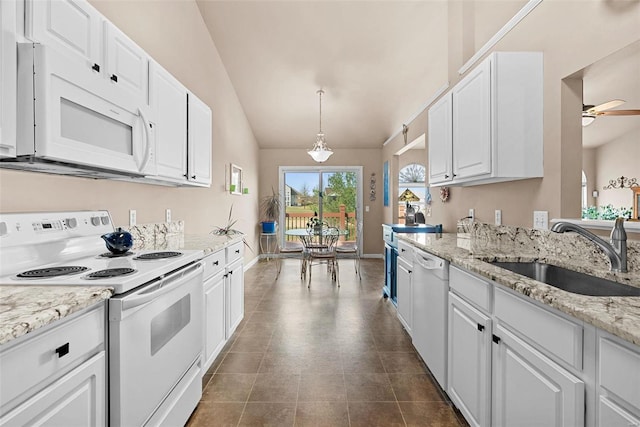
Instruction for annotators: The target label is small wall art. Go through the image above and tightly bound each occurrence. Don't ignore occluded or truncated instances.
[383,161,389,206]
[230,164,242,195]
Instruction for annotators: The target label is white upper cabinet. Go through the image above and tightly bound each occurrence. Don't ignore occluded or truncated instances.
[0,0,17,158]
[104,22,149,108]
[428,91,453,184]
[150,61,187,181]
[25,0,102,70]
[187,93,212,186]
[428,52,543,187]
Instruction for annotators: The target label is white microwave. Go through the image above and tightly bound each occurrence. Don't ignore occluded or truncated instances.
[5,43,156,178]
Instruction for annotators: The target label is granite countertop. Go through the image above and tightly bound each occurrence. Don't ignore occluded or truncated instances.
[0,231,243,347]
[398,233,640,346]
[0,286,113,346]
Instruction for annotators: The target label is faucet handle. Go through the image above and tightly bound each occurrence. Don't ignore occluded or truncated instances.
[611,217,627,241]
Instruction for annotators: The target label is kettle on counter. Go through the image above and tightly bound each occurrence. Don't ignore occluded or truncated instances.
[101,227,134,254]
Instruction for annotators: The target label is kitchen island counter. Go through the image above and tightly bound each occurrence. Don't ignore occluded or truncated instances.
[398,231,640,346]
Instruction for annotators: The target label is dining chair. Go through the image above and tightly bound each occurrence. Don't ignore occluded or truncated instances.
[336,221,361,279]
[305,227,340,288]
[275,240,305,280]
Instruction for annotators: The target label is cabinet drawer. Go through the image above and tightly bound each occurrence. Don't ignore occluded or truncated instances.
[0,304,105,408]
[397,240,414,261]
[226,241,244,264]
[494,287,583,369]
[599,337,640,410]
[450,266,491,312]
[203,249,225,279]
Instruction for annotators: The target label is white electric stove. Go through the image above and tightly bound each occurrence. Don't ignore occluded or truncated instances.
[0,211,205,427]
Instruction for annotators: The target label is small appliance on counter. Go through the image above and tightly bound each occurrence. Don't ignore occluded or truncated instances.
[382,223,442,303]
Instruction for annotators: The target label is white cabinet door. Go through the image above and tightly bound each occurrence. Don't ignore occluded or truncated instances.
[104,22,148,107]
[599,396,640,427]
[452,58,491,180]
[150,61,187,181]
[187,93,212,186]
[25,0,101,69]
[0,352,106,427]
[226,259,244,338]
[396,255,413,336]
[0,0,17,158]
[204,271,226,372]
[448,292,492,427]
[428,91,453,185]
[492,324,584,427]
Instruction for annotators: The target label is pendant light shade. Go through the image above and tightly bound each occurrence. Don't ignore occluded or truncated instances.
[308,89,333,163]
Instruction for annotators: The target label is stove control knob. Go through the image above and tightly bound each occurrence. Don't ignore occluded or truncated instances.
[65,218,78,229]
[101,216,110,225]
[91,216,101,226]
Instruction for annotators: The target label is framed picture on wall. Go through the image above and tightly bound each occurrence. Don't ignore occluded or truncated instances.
[383,161,389,206]
[230,164,242,195]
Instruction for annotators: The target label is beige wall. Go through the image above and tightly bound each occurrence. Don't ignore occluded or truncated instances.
[596,131,640,210]
[0,0,261,261]
[582,147,597,208]
[258,148,382,255]
[383,0,640,233]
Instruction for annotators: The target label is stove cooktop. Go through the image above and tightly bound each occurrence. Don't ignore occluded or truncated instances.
[2,250,204,294]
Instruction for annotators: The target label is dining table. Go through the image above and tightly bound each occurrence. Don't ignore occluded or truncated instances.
[285,227,349,248]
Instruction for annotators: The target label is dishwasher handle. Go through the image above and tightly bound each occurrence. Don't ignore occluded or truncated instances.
[413,251,445,271]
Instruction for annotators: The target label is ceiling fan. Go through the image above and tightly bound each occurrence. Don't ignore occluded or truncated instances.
[582,99,640,126]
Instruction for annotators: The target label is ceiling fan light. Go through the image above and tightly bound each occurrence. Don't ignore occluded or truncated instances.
[582,115,596,126]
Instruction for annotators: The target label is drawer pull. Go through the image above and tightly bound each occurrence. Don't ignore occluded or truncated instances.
[110,74,118,82]
[55,343,70,358]
[91,63,100,72]
[213,260,219,266]
[235,249,240,254]
[492,335,501,344]
[477,323,485,332]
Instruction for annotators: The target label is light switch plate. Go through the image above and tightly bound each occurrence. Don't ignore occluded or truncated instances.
[469,208,475,220]
[165,209,171,223]
[129,210,137,227]
[495,209,502,226]
[533,210,548,230]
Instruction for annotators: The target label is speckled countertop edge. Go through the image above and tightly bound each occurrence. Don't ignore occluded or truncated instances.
[0,287,113,346]
[398,233,640,347]
[0,232,244,346]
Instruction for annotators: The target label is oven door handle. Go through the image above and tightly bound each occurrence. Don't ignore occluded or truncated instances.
[116,262,203,313]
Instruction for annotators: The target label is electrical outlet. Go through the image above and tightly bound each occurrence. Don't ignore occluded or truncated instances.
[495,209,502,226]
[468,208,475,220]
[165,209,171,223]
[365,206,370,212]
[129,209,137,227]
[533,210,548,230]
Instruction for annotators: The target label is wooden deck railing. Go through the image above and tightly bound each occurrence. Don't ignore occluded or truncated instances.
[284,205,356,242]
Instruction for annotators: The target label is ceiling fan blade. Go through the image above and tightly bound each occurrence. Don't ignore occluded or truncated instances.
[597,109,640,116]
[588,99,626,113]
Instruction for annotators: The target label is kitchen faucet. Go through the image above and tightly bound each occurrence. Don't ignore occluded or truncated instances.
[551,218,627,273]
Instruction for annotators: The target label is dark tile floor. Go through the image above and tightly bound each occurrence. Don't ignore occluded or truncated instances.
[187,258,467,427]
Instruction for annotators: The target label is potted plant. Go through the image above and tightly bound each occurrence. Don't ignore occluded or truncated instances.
[260,187,281,234]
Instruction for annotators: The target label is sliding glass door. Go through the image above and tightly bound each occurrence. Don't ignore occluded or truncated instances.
[280,167,362,248]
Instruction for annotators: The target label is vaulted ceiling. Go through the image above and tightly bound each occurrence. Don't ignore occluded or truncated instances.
[196,1,448,150]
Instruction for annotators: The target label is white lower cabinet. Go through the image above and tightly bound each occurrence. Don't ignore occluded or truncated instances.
[448,292,492,427]
[226,258,244,338]
[203,269,226,372]
[597,332,640,426]
[396,253,413,335]
[492,323,584,427]
[0,304,106,426]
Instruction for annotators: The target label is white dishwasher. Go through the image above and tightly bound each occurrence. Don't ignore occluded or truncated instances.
[412,248,449,391]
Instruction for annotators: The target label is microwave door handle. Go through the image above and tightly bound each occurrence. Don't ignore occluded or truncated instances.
[137,108,152,173]
[119,262,203,312]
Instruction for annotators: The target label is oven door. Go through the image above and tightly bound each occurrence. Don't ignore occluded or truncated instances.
[17,43,156,176]
[109,262,203,427]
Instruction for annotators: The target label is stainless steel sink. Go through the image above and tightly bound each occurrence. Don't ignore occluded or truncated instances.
[491,262,640,297]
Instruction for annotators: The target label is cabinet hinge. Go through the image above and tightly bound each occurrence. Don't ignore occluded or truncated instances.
[492,334,501,344]
[477,323,485,332]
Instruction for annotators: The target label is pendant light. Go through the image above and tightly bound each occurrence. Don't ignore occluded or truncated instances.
[307,89,333,163]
